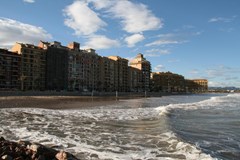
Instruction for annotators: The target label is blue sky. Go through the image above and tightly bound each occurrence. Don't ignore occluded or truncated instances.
[0,0,240,87]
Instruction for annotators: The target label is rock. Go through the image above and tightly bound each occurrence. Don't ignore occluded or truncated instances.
[0,138,79,160]
[55,150,67,160]
[27,144,39,152]
[37,155,46,160]
[0,137,5,141]
[1,155,13,160]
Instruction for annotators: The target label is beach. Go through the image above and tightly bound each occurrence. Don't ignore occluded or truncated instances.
[0,96,121,110]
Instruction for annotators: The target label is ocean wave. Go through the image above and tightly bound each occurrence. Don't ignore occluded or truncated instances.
[155,94,230,117]
[1,105,216,159]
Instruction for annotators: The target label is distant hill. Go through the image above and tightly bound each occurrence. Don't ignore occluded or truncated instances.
[209,86,240,91]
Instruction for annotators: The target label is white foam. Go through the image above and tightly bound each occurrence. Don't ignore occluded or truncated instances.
[155,94,230,117]
[0,96,221,160]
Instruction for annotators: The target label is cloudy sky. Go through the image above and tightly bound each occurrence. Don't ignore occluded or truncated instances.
[0,0,240,87]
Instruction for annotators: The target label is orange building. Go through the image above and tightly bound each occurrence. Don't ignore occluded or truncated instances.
[108,56,129,92]
[12,43,46,91]
[192,79,208,91]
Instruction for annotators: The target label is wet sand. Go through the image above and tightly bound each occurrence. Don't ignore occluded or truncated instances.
[0,96,122,109]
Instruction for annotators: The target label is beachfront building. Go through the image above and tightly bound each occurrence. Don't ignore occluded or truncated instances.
[39,41,68,91]
[12,43,46,91]
[100,57,117,92]
[79,48,102,92]
[151,72,185,92]
[0,49,21,90]
[108,56,129,92]
[128,66,142,92]
[192,79,208,92]
[67,42,81,91]
[185,79,208,92]
[129,54,151,92]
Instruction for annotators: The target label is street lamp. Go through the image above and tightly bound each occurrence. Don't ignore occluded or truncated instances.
[20,74,26,91]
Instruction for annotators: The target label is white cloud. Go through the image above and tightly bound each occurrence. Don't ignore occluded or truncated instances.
[63,1,106,36]
[63,1,162,50]
[208,16,237,23]
[144,53,160,57]
[0,18,52,48]
[108,1,162,33]
[146,48,170,55]
[124,33,145,47]
[145,40,181,47]
[23,0,35,3]
[208,81,240,88]
[146,33,189,47]
[82,35,120,50]
[188,65,240,87]
[205,65,240,79]
[154,64,165,72]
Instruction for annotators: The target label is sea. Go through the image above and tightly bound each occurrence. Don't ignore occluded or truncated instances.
[0,93,240,160]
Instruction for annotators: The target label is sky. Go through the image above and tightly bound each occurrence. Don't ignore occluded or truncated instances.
[0,0,240,88]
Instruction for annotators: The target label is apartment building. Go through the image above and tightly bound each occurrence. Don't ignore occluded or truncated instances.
[108,56,128,92]
[193,79,208,91]
[151,72,185,92]
[129,54,151,91]
[39,41,68,91]
[78,48,102,92]
[67,42,82,91]
[0,49,21,90]
[128,66,142,92]
[185,79,208,92]
[100,57,117,92]
[12,43,46,91]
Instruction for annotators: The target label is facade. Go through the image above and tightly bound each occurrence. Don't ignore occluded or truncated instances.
[185,79,208,92]
[67,42,82,91]
[192,79,208,91]
[39,41,68,90]
[100,57,117,92]
[2,40,210,93]
[0,49,21,90]
[151,72,185,92]
[108,56,128,92]
[12,43,46,90]
[128,66,142,92]
[129,54,151,91]
[80,48,102,92]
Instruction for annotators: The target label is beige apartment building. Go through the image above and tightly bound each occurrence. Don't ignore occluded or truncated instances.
[108,56,128,92]
[12,43,46,91]
[130,54,151,91]
[192,79,208,91]
[100,57,118,92]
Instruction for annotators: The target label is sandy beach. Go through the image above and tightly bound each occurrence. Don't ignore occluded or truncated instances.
[0,96,122,109]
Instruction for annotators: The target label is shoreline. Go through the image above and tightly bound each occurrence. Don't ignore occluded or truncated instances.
[0,91,164,110]
[0,91,192,110]
[0,96,123,110]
